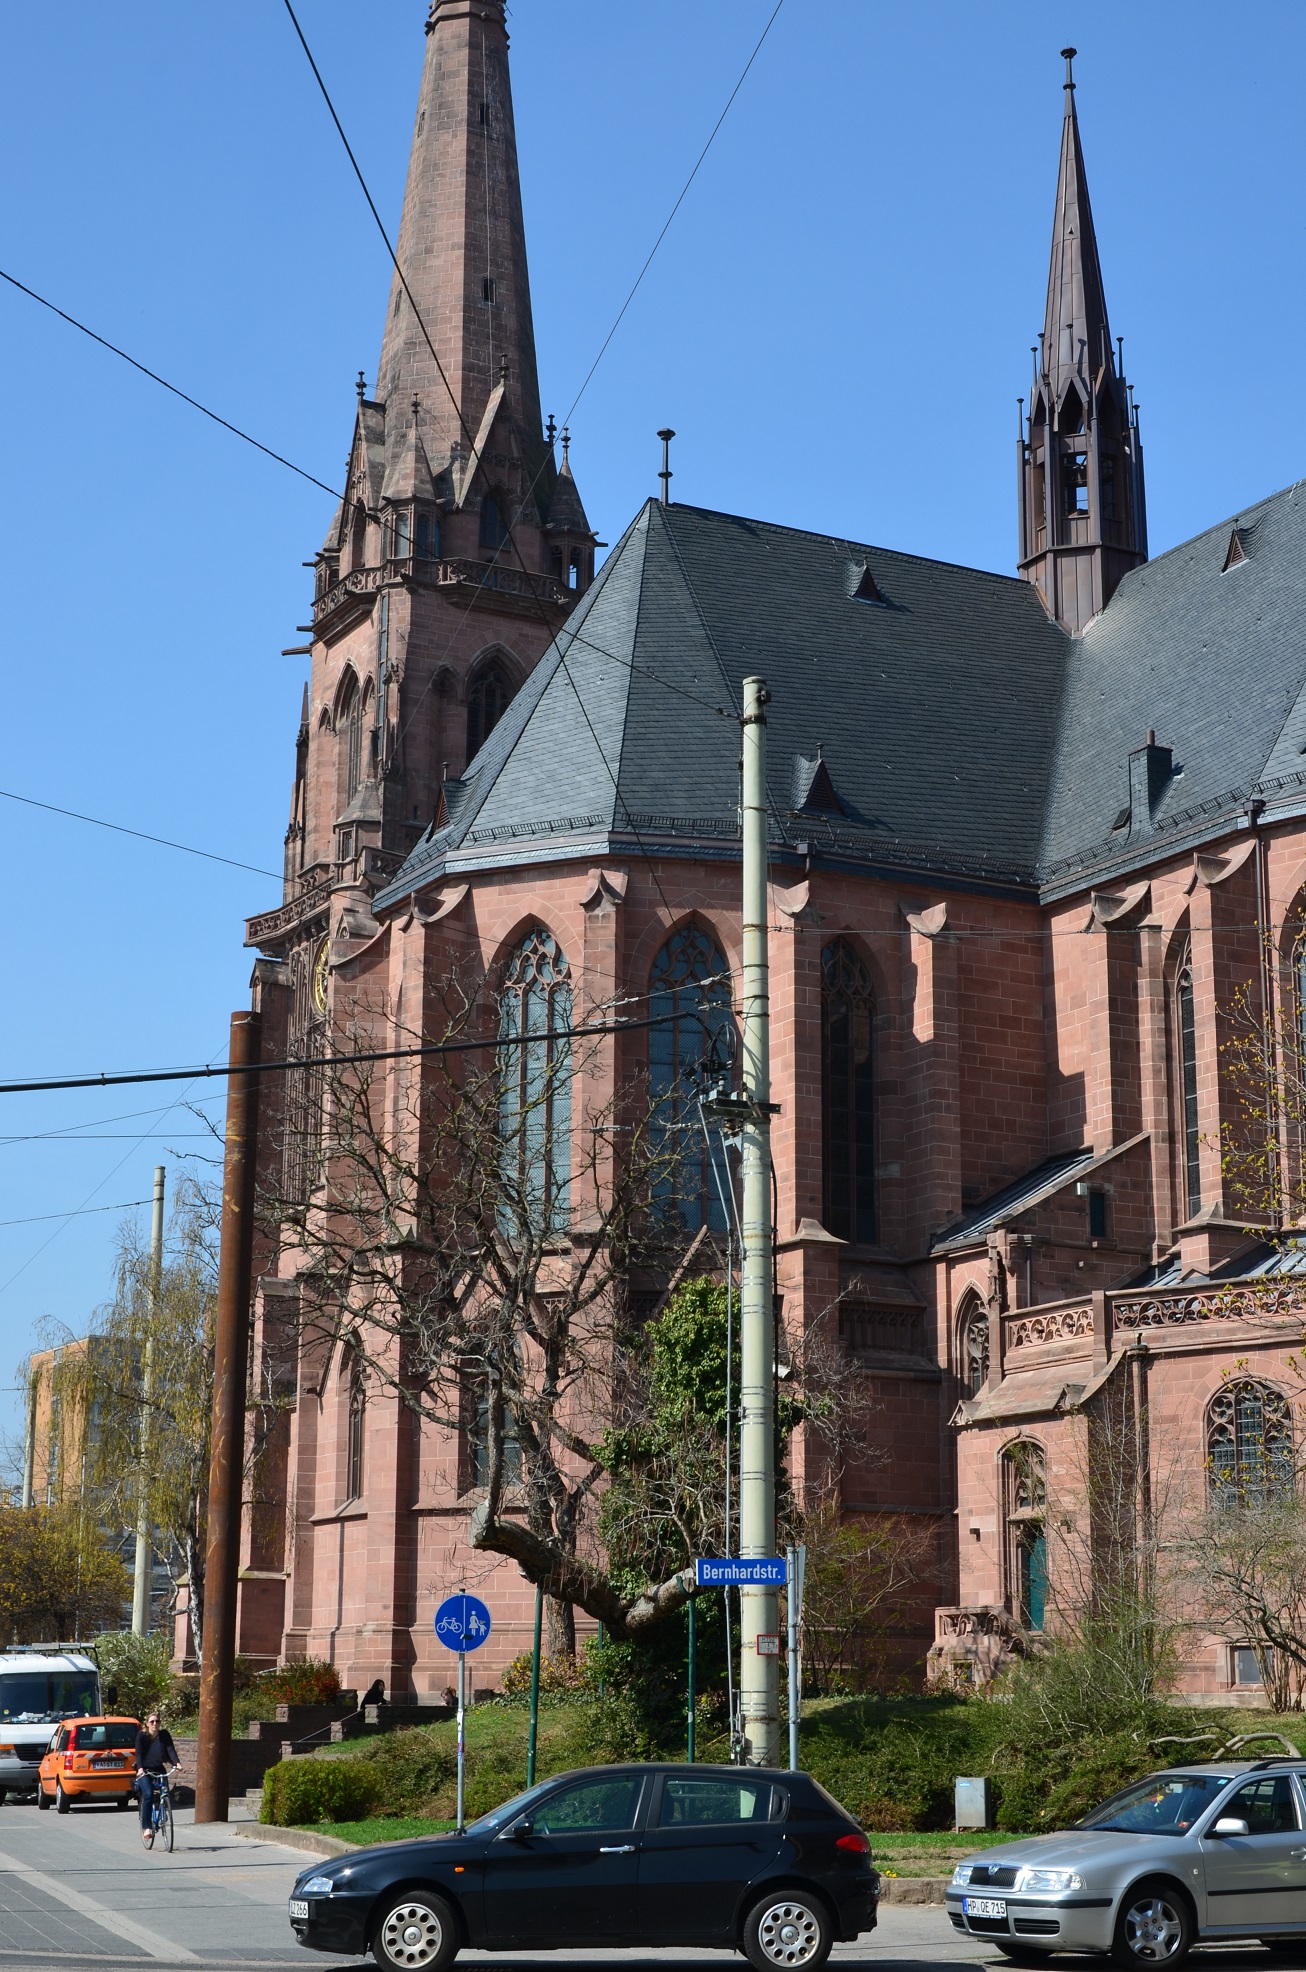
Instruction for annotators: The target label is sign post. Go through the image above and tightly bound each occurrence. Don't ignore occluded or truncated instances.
[434,1593,492,1832]
[786,1543,806,1772]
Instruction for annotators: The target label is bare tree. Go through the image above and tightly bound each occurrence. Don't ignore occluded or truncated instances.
[268,966,732,1656]
[46,1175,220,1651]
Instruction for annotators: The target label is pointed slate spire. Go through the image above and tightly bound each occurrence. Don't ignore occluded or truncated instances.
[376,0,544,475]
[1018,50,1147,634]
[1043,48,1111,400]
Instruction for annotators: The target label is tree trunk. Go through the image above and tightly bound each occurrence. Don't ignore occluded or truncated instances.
[546,1594,575,1660]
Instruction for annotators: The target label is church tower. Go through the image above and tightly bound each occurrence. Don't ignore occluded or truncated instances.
[1018,49,1146,634]
[253,0,595,962]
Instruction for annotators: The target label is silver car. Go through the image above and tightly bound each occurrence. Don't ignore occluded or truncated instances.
[948,1763,1306,1967]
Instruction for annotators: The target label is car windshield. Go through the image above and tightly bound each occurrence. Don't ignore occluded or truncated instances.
[465,1778,560,1835]
[1077,1774,1230,1835]
[0,1673,98,1724]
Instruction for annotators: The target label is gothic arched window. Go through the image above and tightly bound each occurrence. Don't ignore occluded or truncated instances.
[649,925,733,1231]
[821,941,876,1244]
[415,511,439,560]
[499,930,572,1235]
[339,674,363,803]
[1002,1441,1047,1632]
[350,499,368,572]
[1208,1380,1294,1508]
[1175,948,1201,1218]
[958,1295,990,1397]
[345,1349,366,1502]
[479,494,508,551]
[467,665,511,759]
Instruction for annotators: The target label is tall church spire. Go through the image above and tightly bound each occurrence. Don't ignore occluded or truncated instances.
[1019,49,1146,634]
[377,0,544,473]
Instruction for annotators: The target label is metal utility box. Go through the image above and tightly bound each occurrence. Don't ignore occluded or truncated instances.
[955,1776,992,1830]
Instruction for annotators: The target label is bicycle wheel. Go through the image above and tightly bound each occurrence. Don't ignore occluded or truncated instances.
[158,1787,174,1853]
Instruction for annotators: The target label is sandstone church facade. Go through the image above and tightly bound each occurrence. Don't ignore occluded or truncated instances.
[230,3,1306,1701]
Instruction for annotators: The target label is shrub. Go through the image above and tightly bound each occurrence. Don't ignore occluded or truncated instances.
[260,1659,342,1708]
[95,1631,174,1721]
[261,1757,383,1826]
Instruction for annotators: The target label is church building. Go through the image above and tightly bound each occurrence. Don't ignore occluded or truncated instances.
[236,4,1306,1700]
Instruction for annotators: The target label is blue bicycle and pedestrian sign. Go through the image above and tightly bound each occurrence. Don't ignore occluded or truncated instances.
[434,1593,493,1652]
[695,1557,787,1587]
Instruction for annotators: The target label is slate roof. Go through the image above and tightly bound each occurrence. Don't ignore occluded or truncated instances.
[377,500,1067,906]
[376,480,1306,913]
[929,1149,1098,1254]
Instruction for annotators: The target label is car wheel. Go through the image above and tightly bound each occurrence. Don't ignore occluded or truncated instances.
[743,1891,832,1972]
[1112,1882,1193,1968]
[371,1891,459,1972]
[37,1783,50,1811]
[55,1782,71,1815]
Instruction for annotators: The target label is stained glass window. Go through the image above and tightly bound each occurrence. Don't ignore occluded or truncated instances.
[499,930,572,1235]
[959,1297,990,1397]
[1208,1380,1294,1508]
[649,926,733,1230]
[1176,955,1201,1218]
[1003,1441,1047,1631]
[822,942,876,1244]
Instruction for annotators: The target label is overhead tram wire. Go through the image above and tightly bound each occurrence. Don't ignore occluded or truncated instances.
[0,1200,151,1229]
[0,1002,739,1100]
[0,789,283,882]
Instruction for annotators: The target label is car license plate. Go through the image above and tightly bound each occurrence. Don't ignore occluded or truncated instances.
[288,1901,310,1921]
[964,1897,1008,1918]
[91,1758,120,1769]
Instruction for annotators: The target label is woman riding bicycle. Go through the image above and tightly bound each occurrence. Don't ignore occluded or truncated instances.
[134,1712,179,1849]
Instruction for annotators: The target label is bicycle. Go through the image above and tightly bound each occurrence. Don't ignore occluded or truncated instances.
[138,1770,175,1853]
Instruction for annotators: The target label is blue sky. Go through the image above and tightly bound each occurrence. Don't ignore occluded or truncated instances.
[2,0,1304,1455]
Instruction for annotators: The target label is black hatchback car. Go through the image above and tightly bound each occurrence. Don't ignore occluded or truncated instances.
[287,1763,878,1972]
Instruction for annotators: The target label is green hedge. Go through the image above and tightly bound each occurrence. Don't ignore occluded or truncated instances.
[261,1757,384,1826]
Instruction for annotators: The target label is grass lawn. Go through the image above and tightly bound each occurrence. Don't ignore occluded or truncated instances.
[303,1817,456,1845]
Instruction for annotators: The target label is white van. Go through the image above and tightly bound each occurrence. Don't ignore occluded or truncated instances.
[0,1650,101,1801]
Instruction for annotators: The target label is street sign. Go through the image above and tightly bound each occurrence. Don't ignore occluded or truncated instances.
[695,1557,787,1587]
[756,1633,781,1657]
[434,1593,493,1653]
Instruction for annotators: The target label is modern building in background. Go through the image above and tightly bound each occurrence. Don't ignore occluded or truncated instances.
[234,5,1306,1700]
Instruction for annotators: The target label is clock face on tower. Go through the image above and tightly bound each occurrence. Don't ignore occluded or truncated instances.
[311,936,330,1016]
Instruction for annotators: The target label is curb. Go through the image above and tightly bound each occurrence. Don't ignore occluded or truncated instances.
[880,1877,949,1905]
[233,1822,359,1859]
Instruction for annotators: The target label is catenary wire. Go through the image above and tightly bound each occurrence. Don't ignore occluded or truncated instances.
[0,1004,731,1099]
[0,788,283,883]
[0,1200,150,1228]
[0,267,344,503]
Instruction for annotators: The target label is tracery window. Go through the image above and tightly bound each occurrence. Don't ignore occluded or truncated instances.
[821,941,876,1244]
[498,930,572,1235]
[463,1369,523,1492]
[648,925,733,1231]
[1175,950,1201,1218]
[1207,1380,1294,1508]
[283,938,326,1201]
[345,1349,366,1502]
[1002,1441,1047,1631]
[958,1295,990,1397]
[340,674,363,803]
[479,494,508,551]
[467,664,510,759]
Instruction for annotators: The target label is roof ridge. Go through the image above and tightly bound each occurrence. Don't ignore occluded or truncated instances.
[665,500,1038,588]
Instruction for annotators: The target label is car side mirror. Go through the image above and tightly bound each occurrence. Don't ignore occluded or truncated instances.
[511,1819,534,1841]
[1212,1818,1251,1837]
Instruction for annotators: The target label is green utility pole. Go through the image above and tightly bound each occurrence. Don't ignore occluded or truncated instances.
[738,675,779,1765]
[132,1164,165,1636]
[686,1596,696,1763]
[526,1584,543,1787]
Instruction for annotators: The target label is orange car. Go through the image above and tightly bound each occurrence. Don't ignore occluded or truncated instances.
[38,1715,141,1812]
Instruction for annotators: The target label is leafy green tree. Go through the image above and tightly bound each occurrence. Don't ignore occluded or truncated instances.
[0,1504,130,1643]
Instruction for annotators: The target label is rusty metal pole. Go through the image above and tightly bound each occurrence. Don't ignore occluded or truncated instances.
[194,1010,261,1823]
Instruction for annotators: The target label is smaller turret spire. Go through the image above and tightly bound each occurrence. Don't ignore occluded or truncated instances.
[1018,50,1147,633]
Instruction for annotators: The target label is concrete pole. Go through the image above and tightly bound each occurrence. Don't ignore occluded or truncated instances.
[738,674,778,1766]
[195,1011,262,1824]
[132,1165,166,1636]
